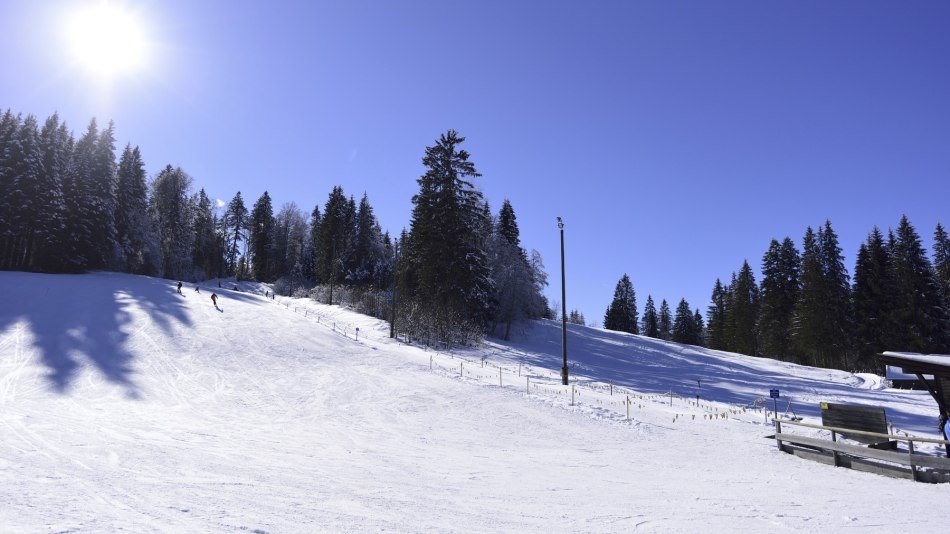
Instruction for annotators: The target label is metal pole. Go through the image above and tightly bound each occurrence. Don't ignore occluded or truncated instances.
[558,217,568,385]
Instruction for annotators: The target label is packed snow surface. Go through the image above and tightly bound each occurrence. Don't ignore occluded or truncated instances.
[1,272,947,532]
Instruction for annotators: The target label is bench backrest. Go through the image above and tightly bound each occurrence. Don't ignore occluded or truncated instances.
[820,402,888,444]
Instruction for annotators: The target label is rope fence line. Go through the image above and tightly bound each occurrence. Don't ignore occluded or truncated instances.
[262,290,786,428]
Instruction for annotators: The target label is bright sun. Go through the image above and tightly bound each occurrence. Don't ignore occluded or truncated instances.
[67,3,147,77]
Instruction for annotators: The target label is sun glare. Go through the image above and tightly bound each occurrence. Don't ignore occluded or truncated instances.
[66,3,147,77]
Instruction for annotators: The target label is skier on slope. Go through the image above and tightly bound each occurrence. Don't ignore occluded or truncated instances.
[195,285,200,293]
[177,281,183,294]
[211,293,218,308]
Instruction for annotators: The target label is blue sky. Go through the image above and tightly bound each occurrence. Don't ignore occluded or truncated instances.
[3,1,948,325]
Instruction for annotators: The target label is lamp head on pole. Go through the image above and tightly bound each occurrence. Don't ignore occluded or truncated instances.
[556,216,564,230]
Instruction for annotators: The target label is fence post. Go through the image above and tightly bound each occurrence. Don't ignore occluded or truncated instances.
[908,440,918,482]
[626,395,630,420]
[610,383,613,396]
[526,376,530,394]
[774,420,783,452]
[669,390,673,406]
[499,368,502,387]
[518,363,522,377]
[460,362,463,377]
[831,431,840,467]
[571,385,575,406]
[430,355,433,370]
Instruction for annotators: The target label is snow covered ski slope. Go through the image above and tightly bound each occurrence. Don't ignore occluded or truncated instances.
[0,272,947,532]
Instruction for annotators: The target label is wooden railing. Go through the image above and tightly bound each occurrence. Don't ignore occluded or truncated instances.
[774,419,950,482]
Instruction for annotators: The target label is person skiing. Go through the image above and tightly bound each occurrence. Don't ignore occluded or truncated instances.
[194,285,200,293]
[177,281,183,294]
[211,293,218,307]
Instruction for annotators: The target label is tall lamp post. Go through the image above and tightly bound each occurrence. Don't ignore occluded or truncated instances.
[557,217,568,385]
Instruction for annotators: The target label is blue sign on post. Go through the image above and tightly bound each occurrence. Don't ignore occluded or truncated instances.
[770,389,780,399]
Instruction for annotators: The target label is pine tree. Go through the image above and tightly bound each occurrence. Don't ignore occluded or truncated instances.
[405,130,493,334]
[758,238,800,360]
[150,165,194,279]
[351,193,386,286]
[114,145,154,274]
[672,298,695,344]
[223,191,248,275]
[658,299,672,340]
[61,119,102,272]
[603,274,639,334]
[87,120,118,269]
[191,189,217,279]
[706,279,728,350]
[729,261,759,356]
[314,186,353,289]
[307,204,321,282]
[794,222,853,369]
[489,201,545,340]
[890,215,949,354]
[641,295,659,338]
[934,223,950,304]
[497,199,520,246]
[0,115,42,270]
[28,114,69,272]
[852,227,893,371]
[568,309,586,325]
[818,220,853,368]
[692,309,706,346]
[249,191,275,282]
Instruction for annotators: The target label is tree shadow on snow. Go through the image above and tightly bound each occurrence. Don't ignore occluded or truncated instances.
[0,272,194,398]
[496,320,937,433]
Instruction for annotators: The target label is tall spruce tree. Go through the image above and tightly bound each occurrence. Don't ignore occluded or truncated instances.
[693,309,706,346]
[852,227,893,371]
[32,114,70,272]
[758,238,800,360]
[191,189,217,279]
[706,279,728,350]
[818,220,853,368]
[934,223,950,304]
[249,191,275,282]
[890,215,949,354]
[729,261,760,356]
[114,145,154,274]
[314,186,353,288]
[658,299,672,340]
[149,165,194,279]
[224,191,248,275]
[672,298,696,344]
[0,115,42,270]
[603,274,639,334]
[641,295,659,338]
[405,130,493,332]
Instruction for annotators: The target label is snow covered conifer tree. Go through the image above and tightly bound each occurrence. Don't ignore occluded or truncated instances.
[0,114,42,270]
[852,227,893,371]
[114,145,153,274]
[405,130,493,337]
[706,279,727,350]
[658,299,672,340]
[249,191,275,282]
[603,274,638,334]
[641,295,659,338]
[224,191,248,276]
[150,165,194,279]
[890,215,949,354]
[758,238,800,361]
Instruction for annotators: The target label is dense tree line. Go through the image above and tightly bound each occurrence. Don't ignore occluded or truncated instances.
[709,217,950,372]
[603,274,705,346]
[0,110,548,346]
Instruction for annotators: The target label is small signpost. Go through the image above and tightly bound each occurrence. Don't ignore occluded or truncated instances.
[770,389,780,420]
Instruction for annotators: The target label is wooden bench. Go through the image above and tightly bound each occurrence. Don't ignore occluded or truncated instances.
[774,419,950,482]
[820,402,897,449]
